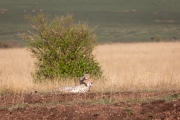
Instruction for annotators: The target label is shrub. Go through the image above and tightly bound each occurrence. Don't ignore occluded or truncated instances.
[0,40,22,49]
[151,35,162,42]
[19,13,102,82]
[0,41,11,48]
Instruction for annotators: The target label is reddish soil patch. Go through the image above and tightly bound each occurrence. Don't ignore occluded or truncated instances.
[0,91,180,119]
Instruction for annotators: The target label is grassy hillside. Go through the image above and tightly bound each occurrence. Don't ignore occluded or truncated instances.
[0,0,180,44]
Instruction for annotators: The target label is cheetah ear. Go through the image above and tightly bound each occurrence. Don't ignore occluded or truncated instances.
[80,74,90,81]
[80,76,85,81]
[80,74,90,85]
[84,74,90,80]
[80,74,86,84]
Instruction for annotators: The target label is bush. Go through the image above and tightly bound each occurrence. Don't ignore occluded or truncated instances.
[0,40,22,49]
[151,35,162,42]
[19,14,102,82]
[0,41,10,48]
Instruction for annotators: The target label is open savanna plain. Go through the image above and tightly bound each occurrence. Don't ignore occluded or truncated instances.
[0,42,180,119]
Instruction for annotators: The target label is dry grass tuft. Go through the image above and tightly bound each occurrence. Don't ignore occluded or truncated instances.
[0,42,180,94]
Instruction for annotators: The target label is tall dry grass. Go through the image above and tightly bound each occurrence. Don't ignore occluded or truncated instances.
[0,48,73,94]
[93,42,180,92]
[0,42,180,94]
[0,48,35,94]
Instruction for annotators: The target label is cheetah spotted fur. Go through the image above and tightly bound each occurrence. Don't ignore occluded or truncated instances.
[57,74,93,93]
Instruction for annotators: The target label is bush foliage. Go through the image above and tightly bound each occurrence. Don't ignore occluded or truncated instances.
[19,14,102,82]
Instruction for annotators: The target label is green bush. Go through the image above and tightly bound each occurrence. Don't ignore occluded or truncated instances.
[153,35,162,42]
[19,13,102,82]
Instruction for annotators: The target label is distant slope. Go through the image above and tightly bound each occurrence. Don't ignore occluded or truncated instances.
[0,0,180,44]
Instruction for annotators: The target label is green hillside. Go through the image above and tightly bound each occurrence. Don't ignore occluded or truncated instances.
[0,0,180,45]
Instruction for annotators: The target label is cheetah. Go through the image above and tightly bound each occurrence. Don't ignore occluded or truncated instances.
[57,74,93,93]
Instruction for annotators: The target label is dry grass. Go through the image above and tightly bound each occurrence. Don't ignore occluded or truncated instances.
[0,42,180,94]
[0,48,74,94]
[93,42,180,92]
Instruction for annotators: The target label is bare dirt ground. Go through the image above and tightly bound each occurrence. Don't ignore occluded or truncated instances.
[0,90,180,120]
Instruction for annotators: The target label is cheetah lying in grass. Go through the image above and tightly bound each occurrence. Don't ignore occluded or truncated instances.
[57,74,93,93]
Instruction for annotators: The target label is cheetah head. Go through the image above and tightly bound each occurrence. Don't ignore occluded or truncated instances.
[80,74,93,87]
[84,78,93,87]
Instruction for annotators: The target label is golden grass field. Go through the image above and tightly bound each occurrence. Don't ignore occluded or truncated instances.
[0,42,180,94]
